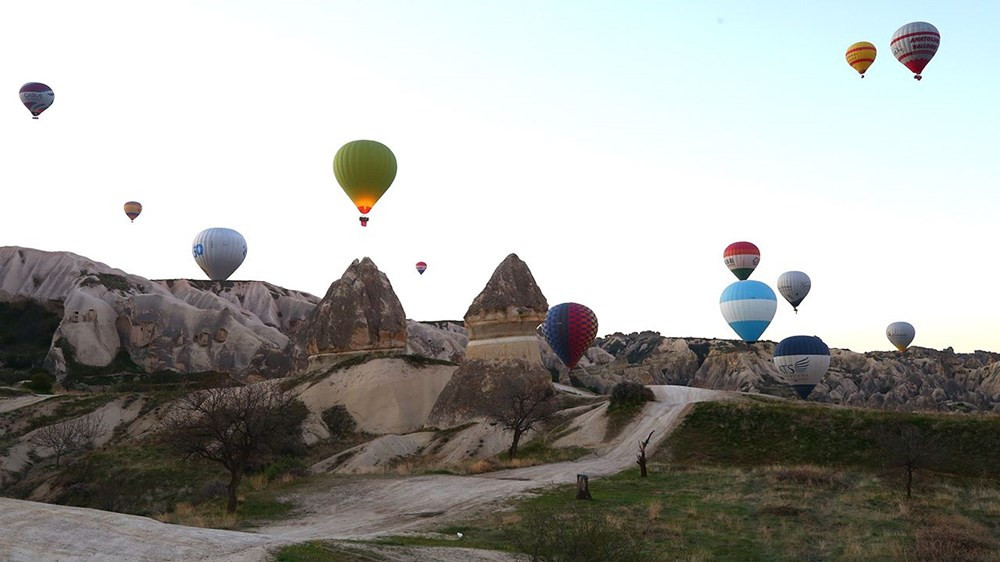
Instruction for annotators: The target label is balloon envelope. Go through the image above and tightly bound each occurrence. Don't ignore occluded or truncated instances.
[724,241,760,280]
[333,140,397,223]
[774,335,831,399]
[846,42,877,77]
[777,271,811,312]
[192,228,247,281]
[123,201,142,222]
[890,22,939,80]
[886,321,915,352]
[19,82,54,119]
[720,280,776,342]
[541,303,599,370]
[416,261,427,275]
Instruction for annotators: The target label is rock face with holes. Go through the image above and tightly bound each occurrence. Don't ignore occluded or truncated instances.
[296,257,408,370]
[0,246,316,380]
[463,253,549,364]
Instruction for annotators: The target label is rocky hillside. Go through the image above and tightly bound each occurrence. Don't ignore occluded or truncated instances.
[578,332,1000,413]
[3,246,1000,413]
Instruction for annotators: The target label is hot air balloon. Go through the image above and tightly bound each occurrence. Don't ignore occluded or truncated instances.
[890,22,940,80]
[720,280,776,343]
[846,41,877,77]
[192,228,247,281]
[886,321,915,352]
[541,302,598,370]
[777,271,811,313]
[415,261,427,275]
[123,201,142,222]
[333,140,397,227]
[724,242,760,280]
[773,335,831,399]
[19,82,54,119]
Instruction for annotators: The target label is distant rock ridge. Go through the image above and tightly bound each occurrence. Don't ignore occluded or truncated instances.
[296,257,407,370]
[0,246,315,379]
[463,253,548,364]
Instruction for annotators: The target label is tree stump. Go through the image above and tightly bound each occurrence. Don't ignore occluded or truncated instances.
[576,474,592,500]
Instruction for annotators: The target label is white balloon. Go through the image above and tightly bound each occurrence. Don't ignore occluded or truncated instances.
[192,228,247,281]
[886,322,915,352]
[777,271,811,312]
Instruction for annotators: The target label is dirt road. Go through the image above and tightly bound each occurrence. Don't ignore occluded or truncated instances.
[0,385,727,560]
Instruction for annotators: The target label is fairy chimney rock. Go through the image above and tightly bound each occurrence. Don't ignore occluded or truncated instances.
[300,257,407,369]
[463,253,548,363]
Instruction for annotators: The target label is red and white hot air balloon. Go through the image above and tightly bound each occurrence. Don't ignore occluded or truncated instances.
[723,241,760,281]
[890,22,940,81]
[415,261,427,275]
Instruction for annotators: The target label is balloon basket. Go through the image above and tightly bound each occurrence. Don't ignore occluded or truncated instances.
[359,216,369,227]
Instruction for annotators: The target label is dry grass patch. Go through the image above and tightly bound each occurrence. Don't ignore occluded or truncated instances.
[910,514,1000,562]
[765,464,847,488]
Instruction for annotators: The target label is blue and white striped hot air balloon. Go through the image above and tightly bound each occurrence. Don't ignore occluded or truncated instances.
[720,280,777,343]
[773,335,831,399]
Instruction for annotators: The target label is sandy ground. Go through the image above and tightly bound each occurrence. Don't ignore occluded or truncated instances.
[0,394,54,414]
[0,385,728,561]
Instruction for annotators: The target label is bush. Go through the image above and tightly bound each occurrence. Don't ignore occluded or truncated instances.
[321,405,357,437]
[609,381,654,411]
[26,371,54,394]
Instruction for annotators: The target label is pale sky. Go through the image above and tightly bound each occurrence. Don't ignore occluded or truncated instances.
[1,1,996,354]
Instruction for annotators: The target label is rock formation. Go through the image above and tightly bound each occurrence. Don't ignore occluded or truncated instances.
[579,332,1000,413]
[463,253,548,364]
[0,246,316,380]
[428,254,552,427]
[296,258,407,370]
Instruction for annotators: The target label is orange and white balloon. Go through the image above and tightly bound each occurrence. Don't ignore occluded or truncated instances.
[846,42,876,77]
[890,22,939,80]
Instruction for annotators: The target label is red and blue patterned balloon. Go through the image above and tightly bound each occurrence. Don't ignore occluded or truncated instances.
[541,303,599,370]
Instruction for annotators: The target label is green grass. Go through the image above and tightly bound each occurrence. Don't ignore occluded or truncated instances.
[273,541,381,562]
[377,465,1000,561]
[660,400,1000,476]
[371,398,1000,561]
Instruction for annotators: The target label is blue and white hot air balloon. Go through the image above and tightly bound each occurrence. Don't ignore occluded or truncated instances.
[773,335,831,399]
[192,227,247,281]
[720,280,777,342]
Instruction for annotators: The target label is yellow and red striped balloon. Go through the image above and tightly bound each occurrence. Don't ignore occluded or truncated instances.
[846,41,876,77]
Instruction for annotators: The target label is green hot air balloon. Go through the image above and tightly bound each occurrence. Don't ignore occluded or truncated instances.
[333,140,397,227]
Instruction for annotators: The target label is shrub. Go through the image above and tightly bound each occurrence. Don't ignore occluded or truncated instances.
[321,405,357,438]
[609,381,655,411]
[26,371,54,394]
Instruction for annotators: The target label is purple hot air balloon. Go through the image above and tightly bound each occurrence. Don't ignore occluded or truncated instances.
[19,82,54,119]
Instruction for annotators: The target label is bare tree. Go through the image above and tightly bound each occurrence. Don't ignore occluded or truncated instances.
[486,376,557,460]
[876,422,942,499]
[30,413,106,467]
[163,383,307,513]
[636,431,654,478]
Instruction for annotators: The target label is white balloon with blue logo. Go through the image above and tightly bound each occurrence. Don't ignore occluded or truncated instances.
[720,280,777,343]
[192,227,247,281]
[773,335,831,399]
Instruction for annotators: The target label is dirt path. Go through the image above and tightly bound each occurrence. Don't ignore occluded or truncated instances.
[258,385,726,539]
[0,385,728,560]
[0,394,54,414]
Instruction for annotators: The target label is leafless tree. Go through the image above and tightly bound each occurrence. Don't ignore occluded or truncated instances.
[486,376,557,460]
[876,422,942,499]
[636,431,654,478]
[30,413,106,467]
[163,383,307,513]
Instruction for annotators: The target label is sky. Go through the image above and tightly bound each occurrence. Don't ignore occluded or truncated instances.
[1,1,997,354]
